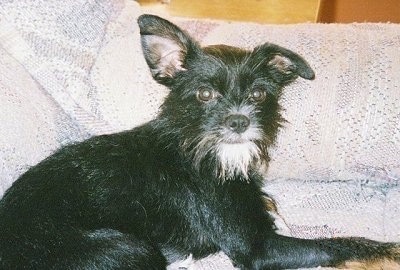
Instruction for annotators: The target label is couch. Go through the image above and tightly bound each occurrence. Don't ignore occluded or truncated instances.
[0,0,399,269]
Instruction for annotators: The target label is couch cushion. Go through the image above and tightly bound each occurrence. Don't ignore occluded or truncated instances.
[0,0,168,194]
[0,46,85,195]
[0,0,167,137]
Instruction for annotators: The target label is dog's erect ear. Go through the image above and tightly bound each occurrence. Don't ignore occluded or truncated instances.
[253,43,315,83]
[138,14,198,84]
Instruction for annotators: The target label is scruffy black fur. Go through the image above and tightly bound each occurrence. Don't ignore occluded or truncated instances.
[0,15,399,269]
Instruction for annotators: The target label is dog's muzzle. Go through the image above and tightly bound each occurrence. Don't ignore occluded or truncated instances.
[225,114,250,134]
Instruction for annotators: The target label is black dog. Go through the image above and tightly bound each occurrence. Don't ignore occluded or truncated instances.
[0,15,399,270]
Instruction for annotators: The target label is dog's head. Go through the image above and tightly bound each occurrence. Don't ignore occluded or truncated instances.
[138,15,314,181]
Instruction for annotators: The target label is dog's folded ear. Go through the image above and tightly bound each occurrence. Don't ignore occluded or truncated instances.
[253,43,315,84]
[138,14,198,84]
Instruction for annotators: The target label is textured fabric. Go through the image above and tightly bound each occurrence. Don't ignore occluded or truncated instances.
[0,0,166,136]
[0,45,86,196]
[0,1,399,269]
[0,0,166,192]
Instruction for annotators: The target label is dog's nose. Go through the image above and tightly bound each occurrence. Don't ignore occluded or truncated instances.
[225,114,250,134]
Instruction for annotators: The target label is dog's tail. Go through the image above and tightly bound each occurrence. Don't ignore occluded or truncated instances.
[253,234,400,269]
[319,237,399,269]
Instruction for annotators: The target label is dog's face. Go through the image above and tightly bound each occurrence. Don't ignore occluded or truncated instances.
[138,15,314,180]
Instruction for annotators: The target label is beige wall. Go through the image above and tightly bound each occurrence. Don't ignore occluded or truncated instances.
[317,0,400,23]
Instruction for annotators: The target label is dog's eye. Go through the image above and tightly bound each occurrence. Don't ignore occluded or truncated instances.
[250,89,267,102]
[197,88,215,102]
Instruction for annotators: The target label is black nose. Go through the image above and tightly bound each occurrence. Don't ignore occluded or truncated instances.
[225,114,250,134]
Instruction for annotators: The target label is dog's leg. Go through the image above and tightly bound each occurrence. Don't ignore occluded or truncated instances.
[261,193,291,236]
[76,229,168,270]
[249,233,400,269]
[1,228,167,269]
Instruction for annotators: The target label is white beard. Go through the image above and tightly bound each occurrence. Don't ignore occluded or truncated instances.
[216,141,260,180]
